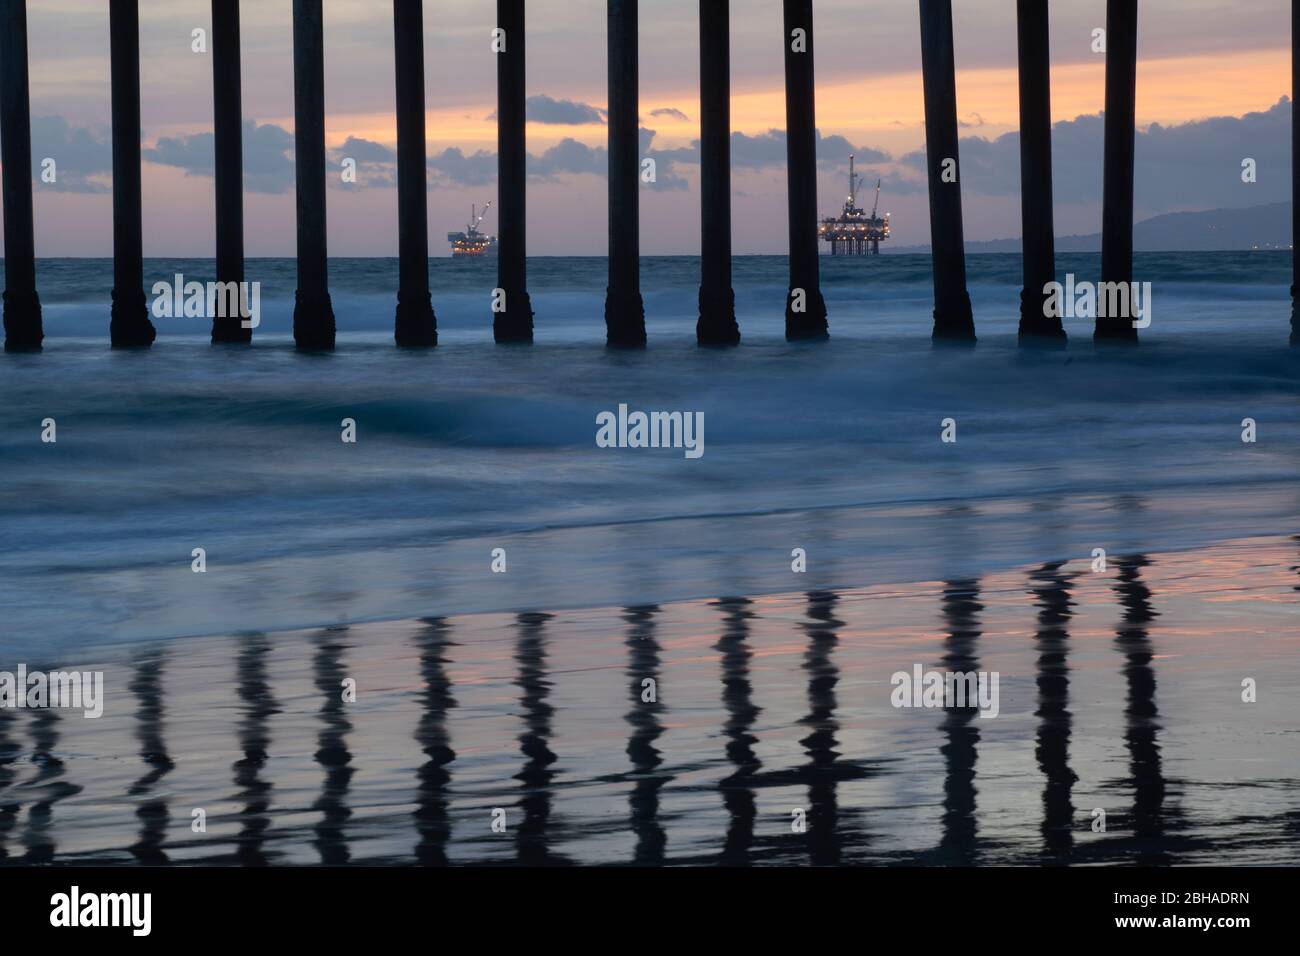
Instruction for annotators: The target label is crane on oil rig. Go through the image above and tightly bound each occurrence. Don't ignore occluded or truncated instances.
[447,200,498,258]
[818,154,891,256]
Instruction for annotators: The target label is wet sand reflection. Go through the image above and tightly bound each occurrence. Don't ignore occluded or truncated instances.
[232,633,279,866]
[311,627,355,865]
[413,618,457,866]
[128,648,174,864]
[935,580,983,865]
[22,707,82,863]
[714,596,759,865]
[513,612,568,865]
[0,711,20,861]
[1030,562,1077,861]
[624,605,667,865]
[1112,555,1173,864]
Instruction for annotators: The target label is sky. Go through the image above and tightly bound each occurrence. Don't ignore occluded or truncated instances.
[3,0,1293,257]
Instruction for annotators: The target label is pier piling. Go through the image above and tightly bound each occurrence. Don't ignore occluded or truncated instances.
[782,0,828,341]
[1016,0,1065,345]
[211,0,249,344]
[0,0,43,351]
[1097,0,1139,344]
[495,0,533,343]
[108,0,156,348]
[919,0,975,344]
[393,0,438,348]
[1292,0,1299,346]
[697,0,740,346]
[605,0,646,347]
[292,0,336,351]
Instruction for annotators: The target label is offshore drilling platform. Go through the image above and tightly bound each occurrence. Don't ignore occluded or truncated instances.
[447,201,498,258]
[819,155,891,255]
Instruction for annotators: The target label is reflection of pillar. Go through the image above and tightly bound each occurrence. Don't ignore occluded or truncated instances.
[211,0,249,344]
[0,709,20,860]
[1097,0,1139,343]
[624,605,666,864]
[1029,562,1076,859]
[413,619,456,865]
[782,0,828,340]
[0,0,43,351]
[1016,0,1065,344]
[23,708,82,862]
[605,0,646,347]
[128,649,174,865]
[514,612,567,864]
[292,0,336,350]
[919,0,975,343]
[312,629,354,865]
[233,633,278,866]
[495,0,533,343]
[393,0,438,347]
[715,597,759,865]
[697,0,739,346]
[109,0,156,348]
[937,579,982,863]
[1294,535,1300,592]
[1112,555,1170,863]
[800,591,844,865]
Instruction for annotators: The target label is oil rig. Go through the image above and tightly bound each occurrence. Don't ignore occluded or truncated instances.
[818,155,890,255]
[447,201,498,257]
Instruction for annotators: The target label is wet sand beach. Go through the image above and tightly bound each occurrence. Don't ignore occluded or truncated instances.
[1,534,1296,867]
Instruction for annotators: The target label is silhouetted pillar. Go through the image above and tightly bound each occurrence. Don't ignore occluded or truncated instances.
[393,0,437,347]
[782,0,827,340]
[919,0,975,343]
[1292,0,1299,346]
[211,0,248,344]
[109,0,156,348]
[495,0,532,343]
[698,0,739,346]
[605,0,645,347]
[1016,0,1064,344]
[1097,0,1138,343]
[1,0,42,351]
[292,0,335,350]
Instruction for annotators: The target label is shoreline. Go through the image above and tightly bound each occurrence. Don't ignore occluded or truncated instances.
[5,491,1298,661]
[1,534,1297,866]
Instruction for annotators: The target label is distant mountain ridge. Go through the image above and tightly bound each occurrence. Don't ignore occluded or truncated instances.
[889,202,1291,254]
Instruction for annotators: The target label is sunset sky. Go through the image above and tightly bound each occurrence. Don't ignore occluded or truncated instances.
[6,0,1294,256]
